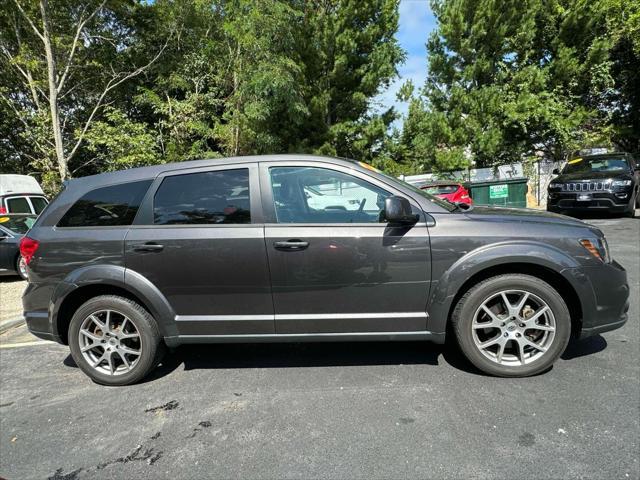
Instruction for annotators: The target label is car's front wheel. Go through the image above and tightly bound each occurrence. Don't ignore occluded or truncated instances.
[68,295,165,386]
[452,274,571,377]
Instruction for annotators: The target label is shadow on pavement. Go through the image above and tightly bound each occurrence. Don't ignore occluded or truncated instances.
[61,334,608,383]
[561,334,607,360]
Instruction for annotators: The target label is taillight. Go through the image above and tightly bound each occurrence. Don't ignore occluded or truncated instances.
[0,206,6,214]
[19,236,39,265]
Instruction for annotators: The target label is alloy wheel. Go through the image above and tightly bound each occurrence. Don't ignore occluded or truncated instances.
[78,310,142,376]
[471,290,556,366]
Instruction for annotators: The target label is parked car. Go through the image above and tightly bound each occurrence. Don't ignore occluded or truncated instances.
[21,155,629,385]
[0,175,48,215]
[418,181,473,206]
[0,214,37,280]
[547,152,640,217]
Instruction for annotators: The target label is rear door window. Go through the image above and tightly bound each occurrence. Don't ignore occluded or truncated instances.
[5,196,32,213]
[58,180,152,227]
[153,169,251,225]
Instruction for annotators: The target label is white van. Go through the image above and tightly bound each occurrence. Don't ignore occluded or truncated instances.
[0,175,48,215]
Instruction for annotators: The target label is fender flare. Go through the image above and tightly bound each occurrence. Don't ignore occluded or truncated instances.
[50,265,177,339]
[426,241,593,334]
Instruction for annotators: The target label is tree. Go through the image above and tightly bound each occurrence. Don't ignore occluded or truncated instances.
[1,0,167,184]
[293,0,404,161]
[399,0,638,172]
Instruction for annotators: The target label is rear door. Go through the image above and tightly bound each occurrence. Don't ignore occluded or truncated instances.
[260,161,432,334]
[125,163,274,336]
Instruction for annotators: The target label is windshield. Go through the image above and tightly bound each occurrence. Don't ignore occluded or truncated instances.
[562,156,630,174]
[422,184,458,194]
[359,165,457,212]
[0,215,37,235]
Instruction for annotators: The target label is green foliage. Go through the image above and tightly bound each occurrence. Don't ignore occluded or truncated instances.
[83,107,160,172]
[399,0,640,171]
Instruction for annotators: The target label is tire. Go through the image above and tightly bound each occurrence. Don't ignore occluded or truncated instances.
[623,197,636,218]
[68,295,166,386]
[15,255,28,281]
[451,274,571,377]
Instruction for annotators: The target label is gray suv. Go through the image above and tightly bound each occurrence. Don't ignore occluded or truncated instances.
[22,155,630,385]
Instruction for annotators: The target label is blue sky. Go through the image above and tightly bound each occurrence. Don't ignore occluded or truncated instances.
[375,0,437,123]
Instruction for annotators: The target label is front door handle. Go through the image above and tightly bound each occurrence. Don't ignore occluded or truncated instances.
[133,242,164,252]
[274,240,309,251]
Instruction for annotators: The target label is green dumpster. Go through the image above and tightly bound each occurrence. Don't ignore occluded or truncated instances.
[466,177,529,208]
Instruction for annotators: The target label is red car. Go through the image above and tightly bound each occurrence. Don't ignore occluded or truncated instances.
[419,181,473,205]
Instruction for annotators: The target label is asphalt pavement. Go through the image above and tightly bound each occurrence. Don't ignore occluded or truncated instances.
[0,215,638,480]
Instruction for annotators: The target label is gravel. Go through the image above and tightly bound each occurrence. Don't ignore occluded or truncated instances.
[0,278,26,322]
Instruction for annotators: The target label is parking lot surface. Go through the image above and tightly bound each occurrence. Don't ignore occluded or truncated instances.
[0,216,638,480]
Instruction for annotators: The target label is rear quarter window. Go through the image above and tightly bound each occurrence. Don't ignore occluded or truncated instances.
[57,180,152,227]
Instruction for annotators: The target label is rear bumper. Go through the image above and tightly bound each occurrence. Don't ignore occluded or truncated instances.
[23,282,64,344]
[25,310,61,342]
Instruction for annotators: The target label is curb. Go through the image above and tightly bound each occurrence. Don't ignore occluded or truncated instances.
[0,317,25,334]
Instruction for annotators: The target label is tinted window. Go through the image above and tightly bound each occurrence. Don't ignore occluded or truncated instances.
[154,169,251,225]
[270,167,391,223]
[30,196,48,214]
[6,197,31,213]
[58,180,152,227]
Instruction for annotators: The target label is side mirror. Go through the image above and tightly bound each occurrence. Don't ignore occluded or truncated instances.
[384,196,418,225]
[552,168,560,175]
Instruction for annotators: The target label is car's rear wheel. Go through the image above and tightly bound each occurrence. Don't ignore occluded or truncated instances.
[452,274,571,377]
[68,295,165,386]
[15,255,28,280]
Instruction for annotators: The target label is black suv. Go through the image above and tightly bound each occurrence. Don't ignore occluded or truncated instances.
[21,155,630,385]
[547,152,640,217]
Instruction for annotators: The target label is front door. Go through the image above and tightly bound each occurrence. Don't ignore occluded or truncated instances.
[125,164,274,336]
[260,162,432,334]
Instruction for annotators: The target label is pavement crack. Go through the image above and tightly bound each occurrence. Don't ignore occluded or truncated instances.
[145,400,179,413]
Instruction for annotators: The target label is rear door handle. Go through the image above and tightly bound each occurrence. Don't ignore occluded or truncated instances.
[274,240,309,251]
[133,243,164,252]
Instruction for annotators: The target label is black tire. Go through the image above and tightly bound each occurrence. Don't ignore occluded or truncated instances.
[68,295,165,386]
[15,255,28,281]
[451,274,571,377]
[623,199,636,218]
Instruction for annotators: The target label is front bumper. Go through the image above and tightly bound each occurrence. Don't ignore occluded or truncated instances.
[565,259,630,339]
[547,190,633,212]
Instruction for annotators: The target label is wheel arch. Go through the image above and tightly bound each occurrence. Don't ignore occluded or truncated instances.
[444,263,583,337]
[426,242,586,337]
[52,265,177,344]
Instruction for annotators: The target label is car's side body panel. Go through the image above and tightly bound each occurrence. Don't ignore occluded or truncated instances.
[21,155,630,350]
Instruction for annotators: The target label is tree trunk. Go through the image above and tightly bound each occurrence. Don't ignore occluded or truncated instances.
[40,0,68,181]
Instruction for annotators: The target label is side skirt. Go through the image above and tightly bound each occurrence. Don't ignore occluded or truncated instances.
[165,331,445,347]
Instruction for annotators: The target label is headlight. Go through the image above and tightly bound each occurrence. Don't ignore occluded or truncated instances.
[549,182,562,189]
[612,179,632,187]
[579,237,611,263]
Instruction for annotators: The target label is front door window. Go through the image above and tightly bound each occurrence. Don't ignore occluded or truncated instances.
[270,167,391,223]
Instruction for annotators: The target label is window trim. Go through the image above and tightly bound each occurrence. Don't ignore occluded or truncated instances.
[258,161,425,225]
[132,163,263,227]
